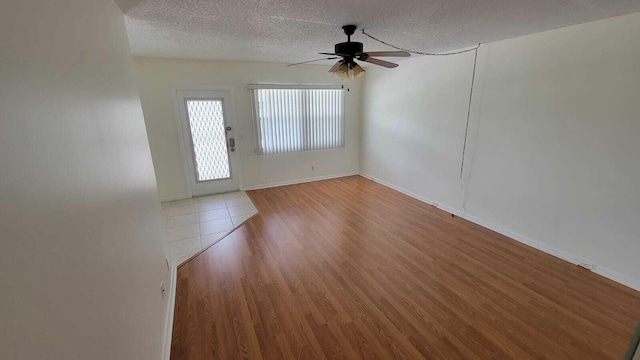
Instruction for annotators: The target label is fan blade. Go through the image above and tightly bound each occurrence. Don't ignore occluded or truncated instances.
[287,57,339,67]
[360,57,398,68]
[328,60,343,73]
[363,51,410,57]
[319,52,350,57]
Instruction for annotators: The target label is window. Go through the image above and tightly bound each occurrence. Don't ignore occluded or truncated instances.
[250,86,345,155]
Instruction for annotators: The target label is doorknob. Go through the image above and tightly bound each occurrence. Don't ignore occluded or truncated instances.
[228,137,235,152]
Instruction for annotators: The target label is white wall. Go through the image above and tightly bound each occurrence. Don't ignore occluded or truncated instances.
[361,13,640,289]
[0,0,170,359]
[133,58,361,201]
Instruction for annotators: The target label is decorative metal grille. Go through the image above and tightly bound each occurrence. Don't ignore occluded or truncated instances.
[186,100,230,181]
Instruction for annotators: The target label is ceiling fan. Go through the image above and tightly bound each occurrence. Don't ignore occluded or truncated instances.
[287,25,410,79]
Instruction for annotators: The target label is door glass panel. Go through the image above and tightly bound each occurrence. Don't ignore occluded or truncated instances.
[185,100,231,181]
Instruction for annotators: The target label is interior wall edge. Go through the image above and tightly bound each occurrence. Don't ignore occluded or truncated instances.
[162,264,178,360]
[359,173,640,292]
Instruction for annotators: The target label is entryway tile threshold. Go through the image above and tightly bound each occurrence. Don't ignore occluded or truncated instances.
[174,212,258,268]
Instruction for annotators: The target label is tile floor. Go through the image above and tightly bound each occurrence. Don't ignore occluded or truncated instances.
[161,191,258,265]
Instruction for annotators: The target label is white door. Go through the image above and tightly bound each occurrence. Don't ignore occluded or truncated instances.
[176,90,240,196]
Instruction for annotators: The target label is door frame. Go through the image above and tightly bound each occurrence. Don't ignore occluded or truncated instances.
[171,85,243,197]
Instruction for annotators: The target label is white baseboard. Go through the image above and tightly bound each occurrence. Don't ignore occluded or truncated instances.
[159,195,191,203]
[359,172,640,292]
[242,171,358,191]
[161,172,360,199]
[593,267,640,292]
[162,264,178,360]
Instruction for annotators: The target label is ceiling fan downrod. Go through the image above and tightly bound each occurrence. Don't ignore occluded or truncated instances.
[342,24,357,42]
[335,25,363,59]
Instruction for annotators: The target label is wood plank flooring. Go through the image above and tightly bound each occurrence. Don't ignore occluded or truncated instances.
[171,175,640,359]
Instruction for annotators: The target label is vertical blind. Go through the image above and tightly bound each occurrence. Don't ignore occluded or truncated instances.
[251,87,345,155]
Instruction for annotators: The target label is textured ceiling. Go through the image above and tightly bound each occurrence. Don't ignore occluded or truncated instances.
[118,0,640,64]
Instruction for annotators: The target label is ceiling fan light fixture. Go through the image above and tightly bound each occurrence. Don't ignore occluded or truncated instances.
[349,63,365,79]
[333,62,350,80]
[333,62,365,80]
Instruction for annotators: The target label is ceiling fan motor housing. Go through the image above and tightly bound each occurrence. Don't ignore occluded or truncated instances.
[286,23,405,73]
[335,42,364,57]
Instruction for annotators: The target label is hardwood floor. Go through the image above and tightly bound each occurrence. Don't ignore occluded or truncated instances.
[171,176,640,359]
